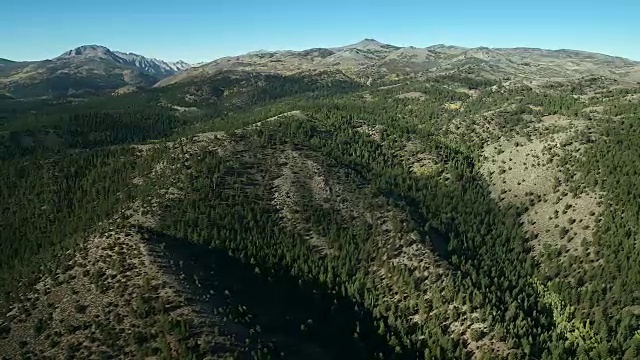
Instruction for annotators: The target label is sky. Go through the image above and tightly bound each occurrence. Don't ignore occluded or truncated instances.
[2,0,639,63]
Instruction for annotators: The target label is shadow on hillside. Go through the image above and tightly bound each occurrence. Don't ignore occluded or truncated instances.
[139,226,422,360]
[426,226,450,260]
[381,189,453,262]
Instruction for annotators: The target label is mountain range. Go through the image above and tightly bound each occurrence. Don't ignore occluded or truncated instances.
[0,45,190,98]
[2,39,640,98]
[57,45,190,75]
[158,38,640,87]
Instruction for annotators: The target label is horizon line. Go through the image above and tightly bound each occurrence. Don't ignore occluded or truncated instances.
[3,39,638,64]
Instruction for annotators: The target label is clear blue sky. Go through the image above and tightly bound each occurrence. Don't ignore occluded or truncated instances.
[2,0,638,63]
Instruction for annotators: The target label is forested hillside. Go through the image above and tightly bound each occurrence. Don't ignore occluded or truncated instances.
[0,69,639,359]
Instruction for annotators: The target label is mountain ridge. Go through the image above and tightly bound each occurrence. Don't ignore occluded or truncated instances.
[156,38,640,87]
[0,45,191,97]
[56,44,191,76]
[3,39,640,98]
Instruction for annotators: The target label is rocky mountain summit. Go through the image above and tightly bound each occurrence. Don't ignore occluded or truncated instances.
[56,45,190,76]
[0,45,190,97]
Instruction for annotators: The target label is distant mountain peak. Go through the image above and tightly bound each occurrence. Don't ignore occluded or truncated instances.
[52,44,190,76]
[57,44,115,59]
[336,38,398,52]
[351,38,384,47]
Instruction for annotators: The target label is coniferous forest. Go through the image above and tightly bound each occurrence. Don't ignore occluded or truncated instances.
[0,71,639,360]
